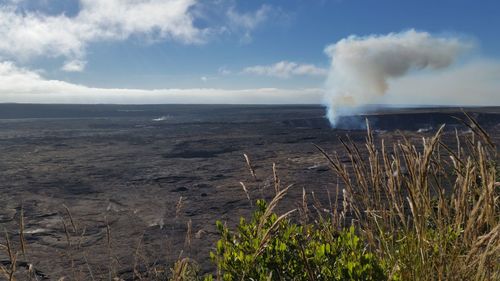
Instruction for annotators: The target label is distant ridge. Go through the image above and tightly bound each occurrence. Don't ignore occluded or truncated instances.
[0,103,498,121]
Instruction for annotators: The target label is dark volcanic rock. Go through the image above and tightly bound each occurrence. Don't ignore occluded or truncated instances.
[0,104,498,277]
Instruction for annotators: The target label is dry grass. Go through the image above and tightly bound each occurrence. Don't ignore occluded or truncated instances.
[243,153,257,181]
[239,182,252,206]
[315,117,499,280]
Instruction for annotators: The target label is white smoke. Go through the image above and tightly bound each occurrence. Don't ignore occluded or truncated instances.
[323,30,471,126]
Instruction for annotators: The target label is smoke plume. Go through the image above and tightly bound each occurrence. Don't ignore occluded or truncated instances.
[323,30,470,126]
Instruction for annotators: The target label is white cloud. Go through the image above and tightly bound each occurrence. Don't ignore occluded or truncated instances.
[0,61,323,104]
[0,1,282,70]
[61,60,87,72]
[227,4,271,30]
[243,61,328,78]
[218,66,232,75]
[0,0,202,70]
[226,4,272,43]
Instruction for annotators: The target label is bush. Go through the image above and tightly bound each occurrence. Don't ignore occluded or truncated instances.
[208,199,386,281]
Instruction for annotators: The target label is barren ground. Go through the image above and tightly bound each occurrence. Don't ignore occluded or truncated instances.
[0,104,498,279]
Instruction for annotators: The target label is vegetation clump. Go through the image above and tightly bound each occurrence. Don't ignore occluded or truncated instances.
[205,115,499,280]
[314,116,499,280]
[208,199,386,280]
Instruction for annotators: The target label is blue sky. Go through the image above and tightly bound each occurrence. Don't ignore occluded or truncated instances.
[0,0,499,104]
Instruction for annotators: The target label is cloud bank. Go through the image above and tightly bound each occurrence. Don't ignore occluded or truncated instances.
[0,61,323,104]
[323,29,479,125]
[243,61,327,78]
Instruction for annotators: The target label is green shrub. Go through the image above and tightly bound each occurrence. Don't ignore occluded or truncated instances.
[208,199,386,281]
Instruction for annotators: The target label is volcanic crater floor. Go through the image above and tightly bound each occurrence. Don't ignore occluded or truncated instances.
[0,104,499,279]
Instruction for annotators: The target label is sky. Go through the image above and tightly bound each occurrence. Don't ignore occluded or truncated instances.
[0,0,499,105]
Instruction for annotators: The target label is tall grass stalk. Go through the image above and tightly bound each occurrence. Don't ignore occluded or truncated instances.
[316,119,499,280]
